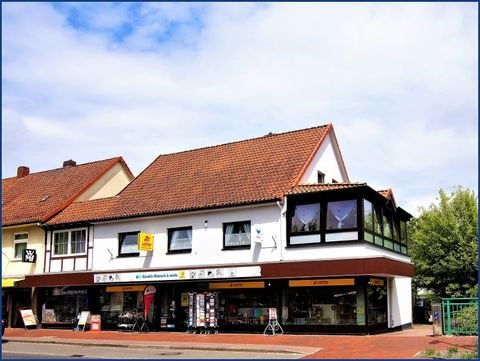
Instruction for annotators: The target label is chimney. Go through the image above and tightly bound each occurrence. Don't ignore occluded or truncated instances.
[17,166,30,178]
[63,159,77,168]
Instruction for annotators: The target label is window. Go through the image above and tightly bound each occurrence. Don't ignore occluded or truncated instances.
[382,214,392,239]
[289,203,321,245]
[326,200,357,230]
[52,229,87,256]
[363,200,374,243]
[168,227,192,253]
[317,171,325,183]
[14,233,28,260]
[223,221,251,248]
[118,232,140,257]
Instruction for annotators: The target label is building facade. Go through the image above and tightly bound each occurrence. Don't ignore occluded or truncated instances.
[2,158,134,327]
[15,124,413,334]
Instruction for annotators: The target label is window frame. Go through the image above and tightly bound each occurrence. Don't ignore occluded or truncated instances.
[52,228,88,258]
[223,221,251,250]
[317,171,325,183]
[13,233,28,260]
[288,202,322,246]
[167,226,193,254]
[118,231,140,257]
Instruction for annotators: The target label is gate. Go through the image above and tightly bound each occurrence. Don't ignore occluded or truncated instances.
[441,298,478,335]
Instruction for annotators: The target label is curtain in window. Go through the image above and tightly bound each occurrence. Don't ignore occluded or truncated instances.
[327,200,357,229]
[294,204,319,231]
[14,242,27,259]
[225,223,250,246]
[54,232,68,255]
[120,234,138,254]
[71,230,86,254]
[170,229,192,251]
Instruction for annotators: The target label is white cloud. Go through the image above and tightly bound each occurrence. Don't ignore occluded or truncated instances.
[2,2,477,214]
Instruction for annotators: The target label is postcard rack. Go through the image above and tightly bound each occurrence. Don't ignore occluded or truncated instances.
[186,292,219,334]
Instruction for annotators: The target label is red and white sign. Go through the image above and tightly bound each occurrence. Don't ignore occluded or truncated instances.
[143,285,157,319]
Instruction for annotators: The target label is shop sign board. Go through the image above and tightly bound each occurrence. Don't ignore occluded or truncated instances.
[106,285,145,292]
[76,311,91,332]
[209,281,265,289]
[19,309,37,328]
[22,249,37,263]
[138,233,154,252]
[289,278,355,287]
[369,278,385,286]
[94,266,261,284]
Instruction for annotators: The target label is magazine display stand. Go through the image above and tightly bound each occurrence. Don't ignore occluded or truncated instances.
[186,292,219,334]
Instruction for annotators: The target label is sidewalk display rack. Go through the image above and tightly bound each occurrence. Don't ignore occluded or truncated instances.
[263,308,284,336]
[186,292,219,334]
[117,308,148,332]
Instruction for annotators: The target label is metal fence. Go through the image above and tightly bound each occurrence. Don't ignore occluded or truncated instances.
[441,298,478,335]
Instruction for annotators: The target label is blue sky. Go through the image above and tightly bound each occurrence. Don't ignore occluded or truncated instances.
[2,2,478,215]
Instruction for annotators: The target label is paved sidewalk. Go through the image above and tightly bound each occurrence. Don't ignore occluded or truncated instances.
[2,325,478,359]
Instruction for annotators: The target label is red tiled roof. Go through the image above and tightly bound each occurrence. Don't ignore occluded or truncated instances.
[2,157,132,226]
[47,125,334,225]
[286,182,368,195]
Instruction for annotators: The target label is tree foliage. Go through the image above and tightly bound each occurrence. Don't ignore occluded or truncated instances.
[410,186,478,299]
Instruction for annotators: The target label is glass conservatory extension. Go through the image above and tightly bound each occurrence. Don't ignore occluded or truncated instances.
[286,185,411,255]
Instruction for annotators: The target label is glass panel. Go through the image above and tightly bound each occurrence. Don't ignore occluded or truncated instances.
[325,232,358,242]
[393,243,401,252]
[14,233,28,241]
[363,200,374,232]
[225,222,251,247]
[374,236,383,247]
[71,230,86,254]
[284,285,362,326]
[291,204,320,233]
[54,232,68,255]
[169,228,192,251]
[368,281,387,325]
[383,215,392,238]
[120,233,139,254]
[326,200,357,230]
[401,246,407,254]
[384,239,393,249]
[400,221,407,244]
[364,231,374,243]
[14,242,27,259]
[374,208,382,234]
[289,234,321,245]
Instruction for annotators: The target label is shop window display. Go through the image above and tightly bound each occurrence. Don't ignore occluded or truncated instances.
[367,281,387,325]
[219,290,272,326]
[283,286,362,326]
[42,288,88,325]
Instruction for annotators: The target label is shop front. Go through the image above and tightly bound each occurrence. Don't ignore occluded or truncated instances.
[19,259,410,334]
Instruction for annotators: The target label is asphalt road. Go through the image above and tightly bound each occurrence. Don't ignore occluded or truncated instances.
[2,341,302,359]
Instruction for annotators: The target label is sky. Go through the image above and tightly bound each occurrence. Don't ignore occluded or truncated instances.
[2,2,478,216]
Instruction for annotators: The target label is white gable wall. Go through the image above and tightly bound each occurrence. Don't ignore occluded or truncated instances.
[300,133,347,184]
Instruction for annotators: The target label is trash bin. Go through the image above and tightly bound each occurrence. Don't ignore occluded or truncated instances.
[431,303,442,336]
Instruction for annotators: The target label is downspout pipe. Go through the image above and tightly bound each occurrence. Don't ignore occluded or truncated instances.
[276,200,285,261]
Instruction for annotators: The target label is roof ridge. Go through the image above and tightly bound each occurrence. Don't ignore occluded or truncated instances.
[156,124,330,158]
[2,156,122,180]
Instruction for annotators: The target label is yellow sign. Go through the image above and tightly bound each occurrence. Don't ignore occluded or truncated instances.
[209,281,265,289]
[106,285,146,293]
[2,278,24,288]
[369,278,385,286]
[289,278,355,287]
[181,293,189,307]
[138,233,154,252]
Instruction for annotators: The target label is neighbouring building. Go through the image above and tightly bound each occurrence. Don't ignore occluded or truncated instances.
[2,157,134,327]
[17,124,413,334]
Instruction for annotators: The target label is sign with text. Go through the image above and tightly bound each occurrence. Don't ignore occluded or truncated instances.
[289,278,355,287]
[138,233,154,252]
[369,278,385,286]
[94,266,261,284]
[19,309,37,328]
[209,281,265,289]
[22,249,37,263]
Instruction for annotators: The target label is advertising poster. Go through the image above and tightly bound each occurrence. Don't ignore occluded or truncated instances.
[143,285,156,319]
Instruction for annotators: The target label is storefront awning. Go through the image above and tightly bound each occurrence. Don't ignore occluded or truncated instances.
[2,278,24,288]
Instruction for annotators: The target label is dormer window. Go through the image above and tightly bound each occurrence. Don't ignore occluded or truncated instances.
[317,171,325,183]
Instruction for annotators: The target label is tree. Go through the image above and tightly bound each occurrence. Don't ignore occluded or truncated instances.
[409,186,478,299]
